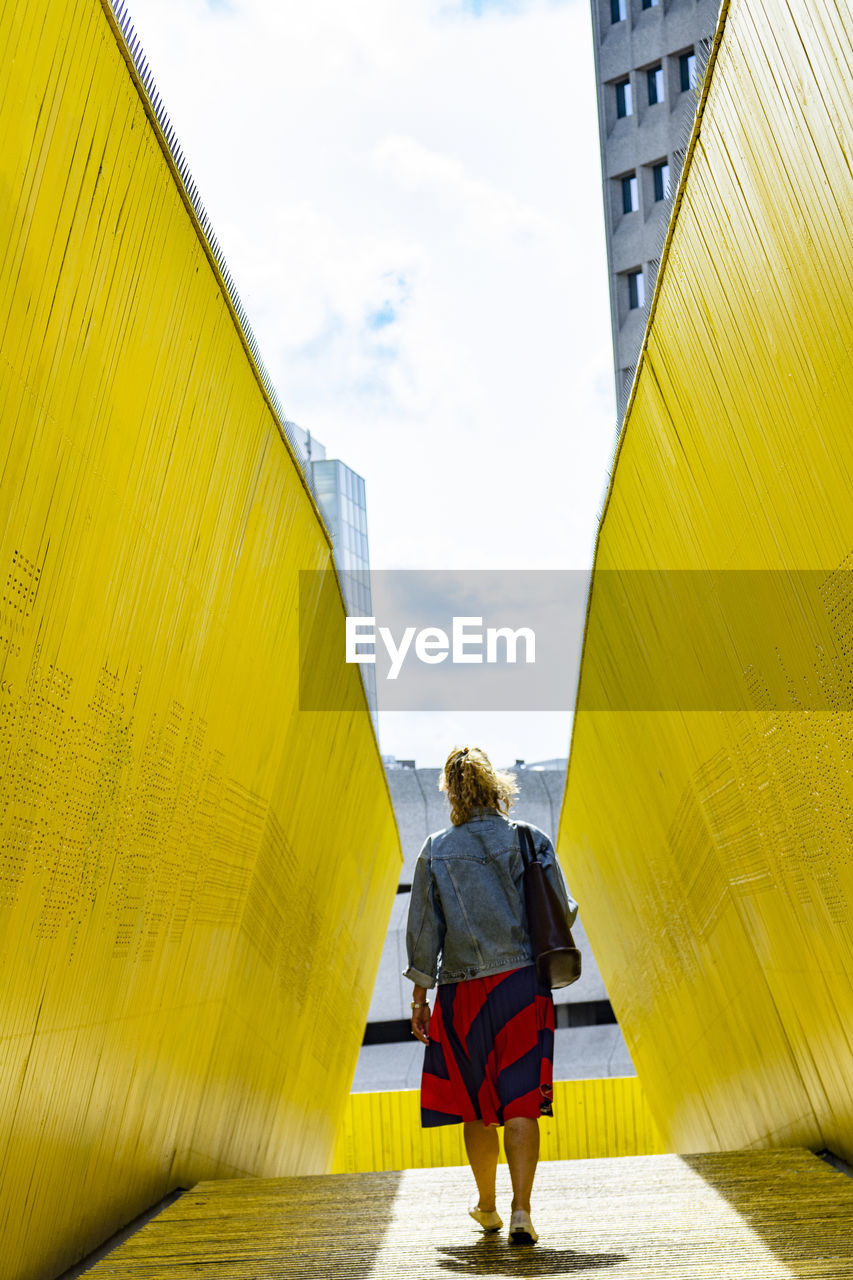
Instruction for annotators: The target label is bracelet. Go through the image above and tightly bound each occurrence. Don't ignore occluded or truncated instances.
[411,1001,429,1010]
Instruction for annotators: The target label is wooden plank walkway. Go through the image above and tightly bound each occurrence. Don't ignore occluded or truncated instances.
[81,1148,853,1278]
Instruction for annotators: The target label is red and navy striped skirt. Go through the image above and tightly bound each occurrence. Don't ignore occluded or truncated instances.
[421,964,555,1127]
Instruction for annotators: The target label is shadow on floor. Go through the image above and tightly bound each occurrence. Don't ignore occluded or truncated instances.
[435,1238,629,1276]
[684,1149,853,1278]
[80,1170,406,1278]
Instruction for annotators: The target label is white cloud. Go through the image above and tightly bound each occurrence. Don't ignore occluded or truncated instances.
[123,0,619,761]
[372,135,563,249]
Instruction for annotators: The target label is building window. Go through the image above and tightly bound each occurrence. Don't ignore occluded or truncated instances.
[628,269,645,310]
[652,161,670,201]
[641,0,660,7]
[647,65,664,105]
[621,174,639,214]
[680,51,697,92]
[610,0,627,20]
[615,78,632,118]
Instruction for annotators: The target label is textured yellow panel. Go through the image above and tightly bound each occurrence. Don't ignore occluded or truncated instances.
[0,1,400,1277]
[559,0,853,1162]
[70,1149,853,1280]
[331,1077,667,1173]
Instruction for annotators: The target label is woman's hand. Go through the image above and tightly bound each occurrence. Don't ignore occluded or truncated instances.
[411,984,431,1045]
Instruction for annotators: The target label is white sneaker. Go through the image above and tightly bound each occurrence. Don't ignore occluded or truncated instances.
[508,1209,538,1244]
[469,1201,503,1232]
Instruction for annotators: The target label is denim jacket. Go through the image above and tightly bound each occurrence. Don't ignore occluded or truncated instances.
[403,808,579,988]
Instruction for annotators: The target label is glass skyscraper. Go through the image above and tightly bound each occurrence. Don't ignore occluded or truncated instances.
[311,460,371,620]
[285,422,378,725]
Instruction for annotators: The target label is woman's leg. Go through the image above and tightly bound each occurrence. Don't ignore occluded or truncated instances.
[463,1121,500,1210]
[504,1116,540,1213]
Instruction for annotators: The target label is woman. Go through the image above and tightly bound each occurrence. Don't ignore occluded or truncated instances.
[404,744,578,1246]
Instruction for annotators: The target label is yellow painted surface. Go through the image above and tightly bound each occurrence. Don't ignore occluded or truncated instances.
[559,0,853,1161]
[332,1077,667,1173]
[0,1,400,1277]
[78,1149,853,1280]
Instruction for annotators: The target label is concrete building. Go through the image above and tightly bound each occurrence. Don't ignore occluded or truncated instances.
[590,0,721,417]
[353,763,635,1091]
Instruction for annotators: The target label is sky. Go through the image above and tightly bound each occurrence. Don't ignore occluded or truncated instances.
[126,0,619,768]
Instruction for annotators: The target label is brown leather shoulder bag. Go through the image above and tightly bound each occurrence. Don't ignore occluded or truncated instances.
[516,822,582,990]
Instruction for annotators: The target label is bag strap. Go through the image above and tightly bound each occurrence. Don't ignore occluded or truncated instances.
[515,821,539,868]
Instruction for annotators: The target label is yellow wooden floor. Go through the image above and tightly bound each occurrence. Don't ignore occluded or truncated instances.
[77,1148,853,1278]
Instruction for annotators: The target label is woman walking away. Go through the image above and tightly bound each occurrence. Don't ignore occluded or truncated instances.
[404,745,578,1246]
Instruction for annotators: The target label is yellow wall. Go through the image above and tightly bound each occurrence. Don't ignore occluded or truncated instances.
[559,0,853,1160]
[332,1077,666,1172]
[0,2,400,1277]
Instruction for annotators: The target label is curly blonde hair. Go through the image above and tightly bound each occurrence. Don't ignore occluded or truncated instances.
[439,745,519,826]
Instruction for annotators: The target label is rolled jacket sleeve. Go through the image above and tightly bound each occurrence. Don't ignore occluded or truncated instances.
[403,838,445,989]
